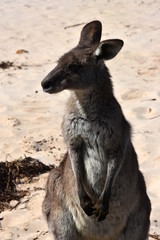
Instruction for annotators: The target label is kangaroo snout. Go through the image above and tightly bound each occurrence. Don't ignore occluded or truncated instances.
[41,77,52,93]
[41,68,65,94]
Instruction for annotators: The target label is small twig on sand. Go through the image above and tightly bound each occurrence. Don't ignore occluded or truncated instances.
[147,115,160,120]
[64,22,85,30]
[141,98,156,102]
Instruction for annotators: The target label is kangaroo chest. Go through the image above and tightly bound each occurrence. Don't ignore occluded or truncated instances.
[66,116,111,196]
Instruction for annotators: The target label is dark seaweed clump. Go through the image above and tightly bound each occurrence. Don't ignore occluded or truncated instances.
[0,157,52,212]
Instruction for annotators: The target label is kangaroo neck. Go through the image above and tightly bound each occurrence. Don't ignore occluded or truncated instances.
[72,82,113,118]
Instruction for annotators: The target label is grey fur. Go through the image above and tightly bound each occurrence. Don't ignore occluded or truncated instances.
[41,21,151,240]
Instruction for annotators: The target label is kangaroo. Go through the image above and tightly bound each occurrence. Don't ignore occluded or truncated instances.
[41,21,151,240]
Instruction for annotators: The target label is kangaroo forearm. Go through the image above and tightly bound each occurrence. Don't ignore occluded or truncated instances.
[69,147,94,215]
[69,146,88,195]
[91,157,122,221]
[100,154,124,204]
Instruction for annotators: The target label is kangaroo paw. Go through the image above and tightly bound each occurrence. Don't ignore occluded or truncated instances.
[93,198,109,222]
[79,194,95,216]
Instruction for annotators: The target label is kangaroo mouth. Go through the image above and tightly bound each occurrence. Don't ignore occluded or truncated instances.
[42,82,65,94]
[43,86,57,94]
[42,86,60,94]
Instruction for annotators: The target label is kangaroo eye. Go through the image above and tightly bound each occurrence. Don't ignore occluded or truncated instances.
[68,64,80,72]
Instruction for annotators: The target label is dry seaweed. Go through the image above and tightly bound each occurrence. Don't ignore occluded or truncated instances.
[0,61,14,69]
[0,60,56,71]
[0,157,53,212]
[16,49,29,54]
[149,234,160,240]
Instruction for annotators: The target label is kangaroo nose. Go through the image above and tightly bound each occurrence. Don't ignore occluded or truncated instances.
[41,78,52,92]
[41,68,65,93]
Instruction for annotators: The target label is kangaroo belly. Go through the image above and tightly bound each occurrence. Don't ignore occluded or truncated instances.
[83,142,107,197]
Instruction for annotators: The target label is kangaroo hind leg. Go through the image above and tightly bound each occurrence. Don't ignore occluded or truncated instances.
[42,160,82,240]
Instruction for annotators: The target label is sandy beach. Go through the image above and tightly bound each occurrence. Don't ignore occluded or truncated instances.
[0,0,160,239]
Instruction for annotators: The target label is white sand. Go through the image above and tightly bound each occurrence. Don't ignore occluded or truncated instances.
[0,0,160,239]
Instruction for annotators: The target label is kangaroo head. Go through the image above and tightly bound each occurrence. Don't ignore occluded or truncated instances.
[41,20,124,94]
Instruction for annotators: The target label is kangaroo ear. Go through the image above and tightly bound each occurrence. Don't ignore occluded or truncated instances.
[94,39,124,60]
[78,21,102,49]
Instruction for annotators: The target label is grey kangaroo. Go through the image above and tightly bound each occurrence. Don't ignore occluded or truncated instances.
[41,21,151,240]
